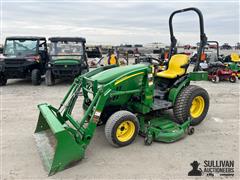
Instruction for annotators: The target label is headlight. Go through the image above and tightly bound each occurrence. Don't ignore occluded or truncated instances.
[26,55,40,62]
[48,63,52,67]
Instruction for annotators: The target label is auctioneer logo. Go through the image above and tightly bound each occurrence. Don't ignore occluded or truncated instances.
[188,160,234,177]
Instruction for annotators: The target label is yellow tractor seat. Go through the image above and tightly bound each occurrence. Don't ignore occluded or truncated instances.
[157,54,189,79]
[231,53,240,62]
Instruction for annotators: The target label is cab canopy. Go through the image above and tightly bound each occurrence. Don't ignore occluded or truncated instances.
[49,37,86,43]
[6,36,46,41]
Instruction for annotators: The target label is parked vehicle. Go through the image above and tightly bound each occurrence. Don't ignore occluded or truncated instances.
[207,62,238,83]
[34,7,210,175]
[0,36,48,85]
[45,37,89,85]
[221,43,232,50]
[235,42,240,50]
[225,53,240,78]
[86,46,102,58]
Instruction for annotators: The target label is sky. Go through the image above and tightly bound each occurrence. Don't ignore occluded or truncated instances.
[0,0,239,46]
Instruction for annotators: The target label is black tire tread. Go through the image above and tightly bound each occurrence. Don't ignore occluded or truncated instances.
[0,74,7,86]
[31,69,41,85]
[105,110,139,147]
[173,85,209,126]
[45,70,55,86]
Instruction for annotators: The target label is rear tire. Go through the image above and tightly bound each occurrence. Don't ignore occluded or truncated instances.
[173,85,209,126]
[0,74,7,86]
[31,69,41,85]
[211,75,219,83]
[45,70,55,86]
[105,110,139,147]
[229,75,237,83]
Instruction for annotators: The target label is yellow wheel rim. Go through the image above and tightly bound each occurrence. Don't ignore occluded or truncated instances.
[190,96,205,118]
[116,120,135,142]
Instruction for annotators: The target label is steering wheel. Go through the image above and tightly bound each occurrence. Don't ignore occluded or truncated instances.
[149,57,161,63]
[147,56,165,66]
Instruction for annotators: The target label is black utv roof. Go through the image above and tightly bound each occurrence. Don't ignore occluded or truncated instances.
[49,37,86,43]
[6,36,46,41]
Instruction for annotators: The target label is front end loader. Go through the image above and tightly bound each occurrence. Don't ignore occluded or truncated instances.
[34,7,210,175]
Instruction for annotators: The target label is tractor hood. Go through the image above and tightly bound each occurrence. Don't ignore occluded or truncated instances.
[51,59,80,65]
[89,64,148,84]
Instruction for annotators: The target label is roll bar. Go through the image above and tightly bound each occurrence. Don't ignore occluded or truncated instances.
[206,41,219,57]
[168,7,208,71]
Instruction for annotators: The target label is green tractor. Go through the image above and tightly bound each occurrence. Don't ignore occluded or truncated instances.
[45,37,89,85]
[225,53,240,78]
[34,7,210,175]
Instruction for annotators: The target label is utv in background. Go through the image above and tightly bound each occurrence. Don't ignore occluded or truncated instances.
[45,37,89,86]
[86,46,102,58]
[0,36,48,86]
[221,43,232,50]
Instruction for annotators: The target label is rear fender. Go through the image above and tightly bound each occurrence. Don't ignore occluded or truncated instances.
[168,78,190,103]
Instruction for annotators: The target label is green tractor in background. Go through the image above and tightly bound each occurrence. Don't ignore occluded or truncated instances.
[225,53,240,78]
[34,7,210,175]
[45,37,89,85]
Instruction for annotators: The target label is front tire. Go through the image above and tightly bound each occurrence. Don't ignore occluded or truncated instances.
[173,85,209,126]
[229,75,237,83]
[31,69,41,85]
[0,74,7,86]
[45,70,55,86]
[105,110,139,147]
[211,75,219,83]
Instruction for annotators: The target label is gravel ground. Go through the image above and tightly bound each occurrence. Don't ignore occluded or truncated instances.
[0,65,239,179]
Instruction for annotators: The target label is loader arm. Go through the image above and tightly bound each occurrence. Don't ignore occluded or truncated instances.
[34,66,118,175]
[35,89,108,175]
[34,64,150,175]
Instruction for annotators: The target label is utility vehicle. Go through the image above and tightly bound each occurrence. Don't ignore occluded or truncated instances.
[45,37,88,85]
[86,46,102,58]
[0,36,48,85]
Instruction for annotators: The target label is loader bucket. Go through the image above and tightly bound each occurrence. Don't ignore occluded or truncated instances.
[34,103,85,176]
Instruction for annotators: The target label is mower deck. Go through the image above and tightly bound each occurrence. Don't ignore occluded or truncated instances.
[139,115,191,145]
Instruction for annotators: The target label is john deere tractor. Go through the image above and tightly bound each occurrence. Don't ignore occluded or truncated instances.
[34,7,210,175]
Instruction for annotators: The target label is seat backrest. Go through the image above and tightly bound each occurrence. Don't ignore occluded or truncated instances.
[231,53,240,62]
[168,54,189,75]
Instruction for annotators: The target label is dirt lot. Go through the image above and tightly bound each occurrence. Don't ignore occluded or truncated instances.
[1,65,239,179]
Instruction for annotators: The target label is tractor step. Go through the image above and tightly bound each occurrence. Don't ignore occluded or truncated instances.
[154,89,168,100]
[152,98,172,110]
